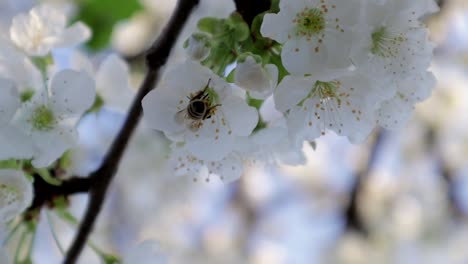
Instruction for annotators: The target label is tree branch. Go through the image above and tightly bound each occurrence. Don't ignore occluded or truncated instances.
[425,126,466,219]
[233,0,271,26]
[63,1,200,263]
[344,130,385,234]
[26,174,92,218]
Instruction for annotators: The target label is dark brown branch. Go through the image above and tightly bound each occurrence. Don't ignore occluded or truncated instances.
[233,0,271,26]
[26,174,92,217]
[425,126,465,219]
[63,1,200,263]
[344,130,385,234]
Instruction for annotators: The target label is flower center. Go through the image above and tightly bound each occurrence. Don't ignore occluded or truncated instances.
[371,27,406,58]
[313,81,339,99]
[20,90,35,102]
[29,105,56,131]
[294,7,325,38]
[297,80,341,107]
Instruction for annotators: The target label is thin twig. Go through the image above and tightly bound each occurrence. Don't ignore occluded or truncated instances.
[63,0,200,263]
[233,0,271,26]
[344,130,385,234]
[425,126,465,219]
[26,174,92,217]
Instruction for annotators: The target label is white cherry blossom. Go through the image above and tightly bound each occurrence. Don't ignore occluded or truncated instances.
[12,69,95,168]
[350,0,434,83]
[0,169,33,223]
[261,0,360,77]
[275,73,387,143]
[235,56,278,99]
[377,71,436,129]
[9,4,91,56]
[142,61,258,161]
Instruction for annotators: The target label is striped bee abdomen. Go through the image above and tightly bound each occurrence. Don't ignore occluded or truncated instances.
[187,99,208,120]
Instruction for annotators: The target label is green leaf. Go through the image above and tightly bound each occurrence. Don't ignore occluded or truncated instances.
[86,94,104,114]
[0,159,21,169]
[226,68,236,83]
[247,94,264,110]
[74,0,143,50]
[227,13,250,42]
[197,17,224,35]
[59,150,73,170]
[251,13,265,38]
[55,208,79,225]
[270,0,280,13]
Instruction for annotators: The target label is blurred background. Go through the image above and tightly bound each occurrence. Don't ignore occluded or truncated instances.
[3,0,468,263]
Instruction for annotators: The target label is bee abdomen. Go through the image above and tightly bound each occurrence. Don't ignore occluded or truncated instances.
[187,100,207,120]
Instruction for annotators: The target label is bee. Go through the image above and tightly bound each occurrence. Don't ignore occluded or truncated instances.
[175,79,221,132]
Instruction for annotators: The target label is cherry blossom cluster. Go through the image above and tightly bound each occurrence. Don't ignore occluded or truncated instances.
[142,0,438,183]
[0,4,100,227]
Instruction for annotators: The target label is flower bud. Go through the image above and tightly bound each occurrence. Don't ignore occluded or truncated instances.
[184,33,211,61]
[235,56,278,99]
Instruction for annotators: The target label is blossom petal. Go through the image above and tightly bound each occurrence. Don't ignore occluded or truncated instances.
[0,78,20,124]
[0,126,33,160]
[30,125,76,168]
[274,75,314,112]
[50,69,96,118]
[0,169,33,223]
[96,54,134,112]
[141,88,185,134]
[221,96,258,137]
[55,22,91,48]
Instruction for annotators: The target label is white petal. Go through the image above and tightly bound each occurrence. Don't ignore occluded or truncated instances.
[0,78,19,124]
[164,61,222,95]
[235,57,277,99]
[184,116,237,161]
[274,75,314,112]
[55,22,91,48]
[31,4,66,28]
[96,54,134,112]
[0,126,33,160]
[281,38,327,76]
[260,12,294,43]
[50,69,96,118]
[0,39,43,92]
[221,96,258,137]
[207,154,243,183]
[31,125,76,168]
[0,169,33,223]
[9,13,34,52]
[141,88,186,134]
[70,51,95,78]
